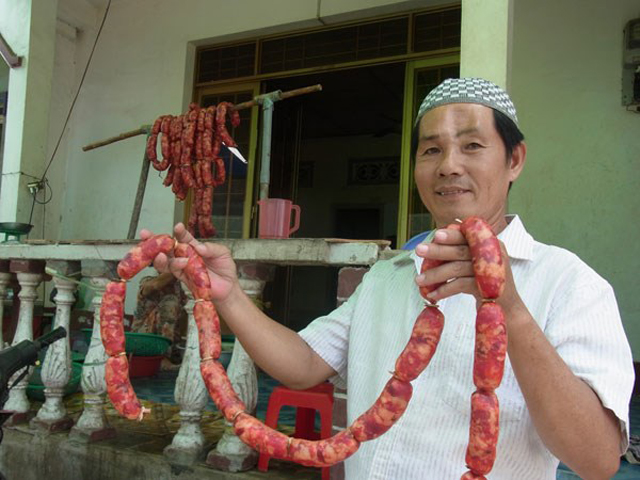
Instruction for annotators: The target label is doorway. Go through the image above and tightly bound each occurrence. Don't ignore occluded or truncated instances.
[261,63,404,331]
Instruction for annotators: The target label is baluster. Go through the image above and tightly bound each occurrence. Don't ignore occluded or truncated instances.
[31,261,80,432]
[69,260,116,442]
[164,286,208,465]
[0,260,12,349]
[206,262,272,472]
[3,260,45,425]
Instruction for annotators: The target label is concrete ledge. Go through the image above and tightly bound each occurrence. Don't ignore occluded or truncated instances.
[0,428,320,480]
[0,239,388,267]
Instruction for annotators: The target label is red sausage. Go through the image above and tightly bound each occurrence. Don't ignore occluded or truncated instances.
[213,157,225,186]
[117,234,174,280]
[394,305,444,382]
[173,242,213,300]
[200,359,246,422]
[473,302,507,391]
[289,429,360,467]
[105,355,150,421]
[460,217,505,299]
[100,281,126,356]
[193,300,221,360]
[151,116,163,135]
[146,134,158,162]
[350,377,412,442]
[233,413,290,461]
[465,391,500,475]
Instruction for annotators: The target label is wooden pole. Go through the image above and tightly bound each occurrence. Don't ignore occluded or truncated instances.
[127,146,151,239]
[81,84,322,151]
[83,126,150,152]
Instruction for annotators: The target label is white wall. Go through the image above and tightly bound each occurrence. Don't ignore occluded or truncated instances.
[0,0,58,227]
[43,0,430,241]
[508,0,640,358]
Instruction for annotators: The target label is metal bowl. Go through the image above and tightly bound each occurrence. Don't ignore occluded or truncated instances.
[0,222,33,235]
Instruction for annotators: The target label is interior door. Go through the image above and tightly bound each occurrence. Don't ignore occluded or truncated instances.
[397,55,460,247]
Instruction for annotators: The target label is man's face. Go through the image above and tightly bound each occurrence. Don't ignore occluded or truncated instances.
[414,103,525,232]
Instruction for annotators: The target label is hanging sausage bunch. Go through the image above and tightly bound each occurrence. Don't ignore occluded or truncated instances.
[101,217,507,478]
[145,102,240,238]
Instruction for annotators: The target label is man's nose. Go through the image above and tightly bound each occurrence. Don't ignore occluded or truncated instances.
[437,148,464,176]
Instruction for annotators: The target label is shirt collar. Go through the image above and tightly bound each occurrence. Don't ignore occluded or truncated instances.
[410,214,534,273]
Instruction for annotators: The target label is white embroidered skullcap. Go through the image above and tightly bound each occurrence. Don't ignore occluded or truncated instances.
[415,77,518,126]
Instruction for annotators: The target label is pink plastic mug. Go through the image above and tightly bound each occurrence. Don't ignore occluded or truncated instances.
[257,198,301,239]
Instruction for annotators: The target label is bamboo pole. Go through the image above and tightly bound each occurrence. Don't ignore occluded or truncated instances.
[81,84,322,152]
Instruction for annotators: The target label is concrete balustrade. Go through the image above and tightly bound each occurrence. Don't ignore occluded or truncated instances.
[0,238,389,471]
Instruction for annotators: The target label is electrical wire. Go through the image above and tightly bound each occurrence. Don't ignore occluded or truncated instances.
[27,0,112,229]
[33,178,53,205]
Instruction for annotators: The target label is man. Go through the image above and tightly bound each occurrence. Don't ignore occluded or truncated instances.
[149,78,633,479]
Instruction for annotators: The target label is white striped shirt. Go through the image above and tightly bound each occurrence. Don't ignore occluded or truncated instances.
[299,215,633,479]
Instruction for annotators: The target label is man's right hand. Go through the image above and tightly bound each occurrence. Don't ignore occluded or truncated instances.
[139,223,239,303]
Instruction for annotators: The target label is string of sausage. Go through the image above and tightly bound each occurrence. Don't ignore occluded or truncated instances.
[100,216,506,476]
[146,102,240,239]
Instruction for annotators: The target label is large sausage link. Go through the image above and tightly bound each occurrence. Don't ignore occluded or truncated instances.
[216,102,237,148]
[105,355,150,421]
[194,300,221,360]
[146,134,158,162]
[173,242,213,300]
[473,302,507,391]
[100,281,126,356]
[289,429,360,467]
[350,377,412,442]
[465,391,499,475]
[394,305,444,382]
[200,360,246,422]
[461,217,505,299]
[233,413,290,461]
[117,234,174,280]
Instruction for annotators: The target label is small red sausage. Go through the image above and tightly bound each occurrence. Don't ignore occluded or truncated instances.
[460,217,505,299]
[350,377,412,442]
[105,355,150,421]
[289,429,360,467]
[100,281,126,356]
[173,242,213,300]
[465,390,500,475]
[117,234,174,280]
[200,360,246,422]
[233,413,290,461]
[193,300,221,360]
[473,302,507,391]
[394,305,444,382]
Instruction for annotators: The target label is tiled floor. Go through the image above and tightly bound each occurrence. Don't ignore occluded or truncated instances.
[133,371,640,479]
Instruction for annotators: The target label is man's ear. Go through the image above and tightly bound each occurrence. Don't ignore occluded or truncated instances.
[508,142,527,182]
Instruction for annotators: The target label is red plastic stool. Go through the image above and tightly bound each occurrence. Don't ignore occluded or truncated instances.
[258,382,334,479]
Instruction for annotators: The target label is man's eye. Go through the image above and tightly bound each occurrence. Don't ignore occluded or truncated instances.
[466,142,483,150]
[423,147,440,155]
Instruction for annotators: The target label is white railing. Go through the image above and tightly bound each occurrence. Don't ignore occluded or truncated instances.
[0,238,387,470]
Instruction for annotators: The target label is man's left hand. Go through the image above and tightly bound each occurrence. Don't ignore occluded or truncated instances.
[414,227,525,317]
